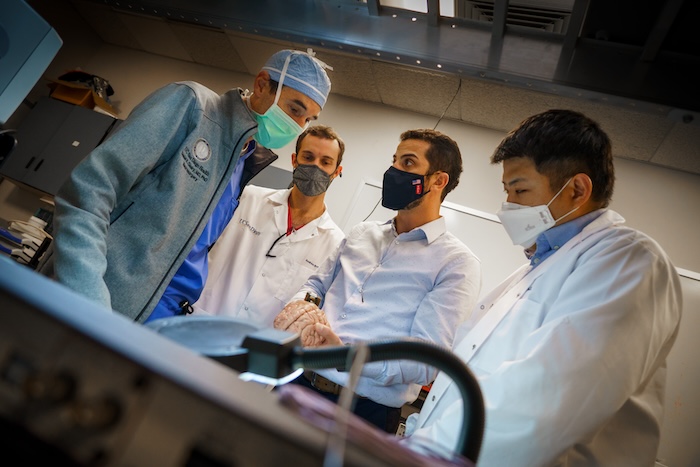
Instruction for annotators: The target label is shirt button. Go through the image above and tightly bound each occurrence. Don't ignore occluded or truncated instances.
[341,314,347,319]
[533,258,540,264]
[244,306,249,310]
[431,395,435,401]
[553,245,559,249]
[480,305,485,310]
[262,273,266,276]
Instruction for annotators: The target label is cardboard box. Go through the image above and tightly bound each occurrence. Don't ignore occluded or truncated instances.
[47,79,117,117]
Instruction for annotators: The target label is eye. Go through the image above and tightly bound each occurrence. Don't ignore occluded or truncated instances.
[287,103,304,117]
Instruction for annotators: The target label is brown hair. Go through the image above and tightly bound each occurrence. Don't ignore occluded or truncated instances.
[296,124,345,167]
[400,128,463,201]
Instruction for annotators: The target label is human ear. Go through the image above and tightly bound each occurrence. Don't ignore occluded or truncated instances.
[432,171,449,191]
[571,173,593,204]
[254,71,272,94]
[250,72,274,114]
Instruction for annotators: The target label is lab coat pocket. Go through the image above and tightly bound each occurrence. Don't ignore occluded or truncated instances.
[274,262,318,303]
[472,296,548,373]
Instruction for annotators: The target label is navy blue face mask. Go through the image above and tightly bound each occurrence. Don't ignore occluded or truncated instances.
[381,166,431,210]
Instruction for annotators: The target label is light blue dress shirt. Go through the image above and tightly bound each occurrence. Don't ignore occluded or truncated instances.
[528,209,604,267]
[293,216,482,407]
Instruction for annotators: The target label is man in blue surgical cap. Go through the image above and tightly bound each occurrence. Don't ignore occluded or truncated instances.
[45,49,333,323]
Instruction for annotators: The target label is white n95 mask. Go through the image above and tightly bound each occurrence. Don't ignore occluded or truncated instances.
[496,177,578,248]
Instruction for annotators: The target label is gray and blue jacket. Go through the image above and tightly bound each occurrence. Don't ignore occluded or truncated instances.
[52,81,276,321]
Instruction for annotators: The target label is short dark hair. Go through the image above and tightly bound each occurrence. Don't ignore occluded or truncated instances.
[296,124,345,167]
[400,129,463,201]
[491,109,615,207]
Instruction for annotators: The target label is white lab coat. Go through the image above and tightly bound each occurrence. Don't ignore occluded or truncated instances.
[405,209,682,467]
[193,185,344,326]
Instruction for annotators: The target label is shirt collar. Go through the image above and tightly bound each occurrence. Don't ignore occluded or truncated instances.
[388,216,447,244]
[528,209,604,262]
[270,188,335,231]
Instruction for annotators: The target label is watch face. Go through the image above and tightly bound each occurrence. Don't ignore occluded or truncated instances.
[193,138,211,161]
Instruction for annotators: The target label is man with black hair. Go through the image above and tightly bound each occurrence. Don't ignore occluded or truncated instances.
[404,109,682,466]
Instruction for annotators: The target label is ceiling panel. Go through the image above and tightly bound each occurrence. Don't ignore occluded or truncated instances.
[169,22,248,72]
[25,0,700,176]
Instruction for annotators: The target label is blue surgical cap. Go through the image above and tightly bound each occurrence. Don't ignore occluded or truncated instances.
[262,49,332,109]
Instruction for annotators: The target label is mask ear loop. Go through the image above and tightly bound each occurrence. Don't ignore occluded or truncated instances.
[273,53,310,131]
[546,177,573,208]
[273,53,293,106]
[547,177,580,222]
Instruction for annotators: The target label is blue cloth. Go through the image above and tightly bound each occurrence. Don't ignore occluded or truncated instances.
[262,49,331,108]
[528,210,603,267]
[146,141,256,322]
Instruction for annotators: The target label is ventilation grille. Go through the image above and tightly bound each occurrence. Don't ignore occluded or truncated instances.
[459,0,571,33]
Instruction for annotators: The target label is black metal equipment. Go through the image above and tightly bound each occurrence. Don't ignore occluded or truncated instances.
[241,330,485,462]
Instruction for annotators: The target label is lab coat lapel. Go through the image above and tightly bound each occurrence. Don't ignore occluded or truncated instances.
[417,238,580,427]
[270,193,288,237]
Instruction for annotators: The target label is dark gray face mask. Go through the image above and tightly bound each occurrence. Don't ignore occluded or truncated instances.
[293,164,333,196]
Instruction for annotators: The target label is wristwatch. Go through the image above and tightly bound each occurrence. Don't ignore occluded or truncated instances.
[304,292,321,306]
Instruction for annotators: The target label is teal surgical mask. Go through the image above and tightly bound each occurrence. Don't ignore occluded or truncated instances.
[253,55,307,149]
[253,99,305,149]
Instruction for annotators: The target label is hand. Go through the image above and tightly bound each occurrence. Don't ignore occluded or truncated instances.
[273,300,329,346]
[313,323,343,347]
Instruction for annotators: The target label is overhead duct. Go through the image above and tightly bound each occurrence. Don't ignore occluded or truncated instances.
[68,0,700,120]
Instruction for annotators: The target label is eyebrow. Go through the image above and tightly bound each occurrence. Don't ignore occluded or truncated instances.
[397,152,419,160]
[291,98,307,111]
[503,177,526,187]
